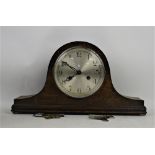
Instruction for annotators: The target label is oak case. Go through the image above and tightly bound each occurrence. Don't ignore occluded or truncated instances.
[11,41,146,115]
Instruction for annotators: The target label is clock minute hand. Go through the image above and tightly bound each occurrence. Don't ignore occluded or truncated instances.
[62,61,78,72]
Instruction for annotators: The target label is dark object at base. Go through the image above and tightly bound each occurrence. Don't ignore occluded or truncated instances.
[33,113,64,119]
[89,115,114,121]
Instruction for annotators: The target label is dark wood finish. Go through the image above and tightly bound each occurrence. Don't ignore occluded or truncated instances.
[12,41,146,115]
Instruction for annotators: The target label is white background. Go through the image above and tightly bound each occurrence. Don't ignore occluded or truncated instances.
[0,0,155,155]
[0,26,154,127]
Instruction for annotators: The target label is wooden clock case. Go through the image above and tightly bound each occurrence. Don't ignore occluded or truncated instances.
[11,41,146,115]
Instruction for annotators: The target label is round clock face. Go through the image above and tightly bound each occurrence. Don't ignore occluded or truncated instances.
[53,46,105,98]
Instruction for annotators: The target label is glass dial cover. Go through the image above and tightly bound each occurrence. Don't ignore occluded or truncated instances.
[53,46,105,98]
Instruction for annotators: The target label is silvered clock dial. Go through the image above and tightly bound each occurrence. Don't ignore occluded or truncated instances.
[54,47,105,98]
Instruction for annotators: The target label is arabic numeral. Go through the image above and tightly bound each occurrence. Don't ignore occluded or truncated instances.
[93,60,97,66]
[77,52,82,57]
[69,85,72,91]
[88,54,91,60]
[61,80,66,85]
[77,88,82,93]
[87,86,91,91]
[58,70,63,75]
[96,69,101,74]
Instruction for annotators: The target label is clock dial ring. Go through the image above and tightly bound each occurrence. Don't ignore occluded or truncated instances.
[53,46,105,98]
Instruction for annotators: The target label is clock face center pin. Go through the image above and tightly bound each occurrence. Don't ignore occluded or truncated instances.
[76,70,82,75]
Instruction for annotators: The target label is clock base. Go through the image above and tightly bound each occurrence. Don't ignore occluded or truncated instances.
[12,95,146,115]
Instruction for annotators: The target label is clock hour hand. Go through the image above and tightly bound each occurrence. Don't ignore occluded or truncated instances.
[62,61,82,75]
[62,61,78,72]
[63,75,75,82]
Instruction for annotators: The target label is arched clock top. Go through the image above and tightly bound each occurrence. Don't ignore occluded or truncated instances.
[48,41,110,74]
